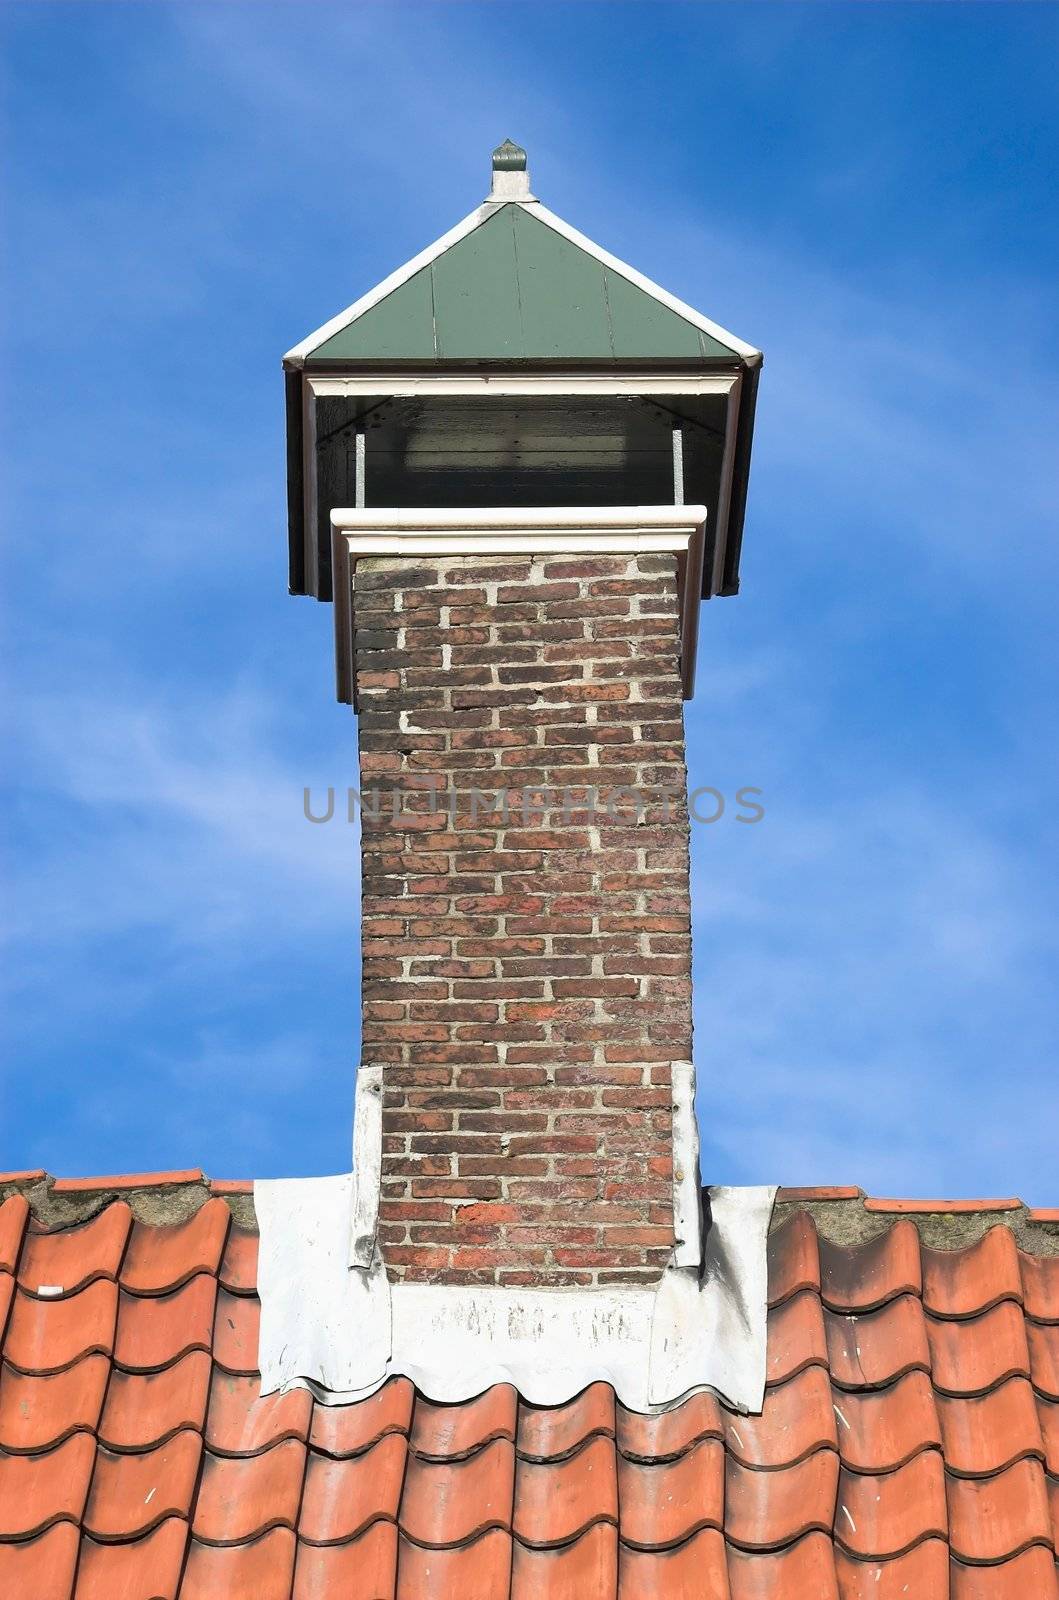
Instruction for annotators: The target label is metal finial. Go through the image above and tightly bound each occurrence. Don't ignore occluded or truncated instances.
[489,140,534,201]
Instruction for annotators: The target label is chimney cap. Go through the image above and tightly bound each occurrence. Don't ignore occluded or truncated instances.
[489,139,534,201]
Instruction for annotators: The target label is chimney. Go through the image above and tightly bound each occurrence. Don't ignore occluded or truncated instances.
[283,146,762,1288]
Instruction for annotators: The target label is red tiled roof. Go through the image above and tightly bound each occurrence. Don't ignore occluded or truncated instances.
[1,1177,1056,1598]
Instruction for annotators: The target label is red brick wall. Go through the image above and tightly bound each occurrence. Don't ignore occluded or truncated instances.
[353,552,692,1286]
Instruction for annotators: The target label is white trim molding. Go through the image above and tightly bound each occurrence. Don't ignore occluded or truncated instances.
[330,504,708,706]
[670,1062,703,1270]
[349,1064,383,1269]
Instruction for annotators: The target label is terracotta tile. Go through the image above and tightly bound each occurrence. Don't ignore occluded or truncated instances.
[832,1369,941,1472]
[219,1226,260,1295]
[724,1449,839,1550]
[75,1517,188,1600]
[180,1528,297,1600]
[777,1187,860,1202]
[402,1436,515,1546]
[298,1433,406,1542]
[0,1169,46,1183]
[617,1390,721,1462]
[921,1226,1023,1318]
[866,1197,1020,1214]
[121,1198,230,1294]
[1020,1251,1059,1324]
[0,1354,109,1451]
[192,1438,306,1542]
[726,1530,839,1600]
[85,1430,202,1539]
[100,1351,212,1451]
[293,1522,398,1600]
[936,1377,1044,1475]
[926,1302,1031,1395]
[950,1545,1059,1600]
[0,1193,30,1274]
[411,1383,517,1458]
[818,1221,921,1313]
[1028,1318,1059,1399]
[765,1290,828,1388]
[767,1213,820,1307]
[395,1528,512,1600]
[946,1456,1053,1563]
[835,1448,947,1558]
[211,1179,254,1196]
[212,1287,260,1374]
[617,1437,723,1547]
[513,1435,617,1546]
[723,1366,836,1469]
[115,1274,217,1372]
[833,1538,948,1600]
[0,1519,78,1600]
[618,1525,730,1599]
[19,1205,132,1296]
[518,1382,614,1460]
[824,1295,930,1390]
[51,1169,204,1193]
[4,1279,118,1372]
[206,1370,313,1455]
[309,1376,414,1457]
[0,1270,13,1344]
[0,1432,96,1536]
[1037,1393,1059,1474]
[513,1523,618,1600]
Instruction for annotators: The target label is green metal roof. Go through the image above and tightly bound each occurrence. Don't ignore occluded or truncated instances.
[305,204,743,365]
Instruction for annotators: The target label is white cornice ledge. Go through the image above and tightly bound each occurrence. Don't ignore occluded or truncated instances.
[330,504,708,704]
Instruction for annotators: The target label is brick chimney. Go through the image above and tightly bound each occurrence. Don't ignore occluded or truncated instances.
[282,145,762,1289]
[354,547,692,1285]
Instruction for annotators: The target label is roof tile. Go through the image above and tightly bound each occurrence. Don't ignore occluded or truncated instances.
[512,1434,617,1546]
[617,1526,730,1599]
[206,1371,313,1456]
[298,1434,406,1543]
[212,1287,260,1374]
[1021,1251,1059,1323]
[4,1279,118,1372]
[1028,1318,1059,1399]
[723,1366,836,1469]
[831,1367,940,1471]
[292,1523,398,1600]
[834,1449,947,1558]
[0,1519,78,1600]
[0,1355,109,1452]
[395,1527,511,1600]
[946,1456,1054,1562]
[725,1530,839,1599]
[192,1439,307,1543]
[0,1194,30,1274]
[0,1432,95,1537]
[833,1538,948,1600]
[926,1301,1031,1395]
[617,1438,723,1547]
[511,1524,618,1600]
[935,1377,1044,1475]
[617,1389,722,1461]
[180,1528,297,1600]
[75,1517,188,1600]
[51,1169,203,1193]
[818,1220,921,1312]
[921,1225,1023,1318]
[519,1382,614,1459]
[411,1384,517,1458]
[84,1431,202,1539]
[403,1436,515,1545]
[824,1295,930,1390]
[1037,1393,1059,1474]
[120,1198,230,1294]
[0,1271,13,1344]
[724,1449,839,1550]
[114,1274,217,1371]
[949,1545,1059,1600]
[18,1204,131,1296]
[220,1225,259,1295]
[99,1350,212,1451]
[308,1375,413,1457]
[766,1213,819,1307]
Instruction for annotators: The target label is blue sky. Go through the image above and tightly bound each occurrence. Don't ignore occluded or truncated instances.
[2,3,1056,1199]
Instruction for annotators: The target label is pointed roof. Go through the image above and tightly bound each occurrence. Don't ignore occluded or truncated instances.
[285,195,759,368]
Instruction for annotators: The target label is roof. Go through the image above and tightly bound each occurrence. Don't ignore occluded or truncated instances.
[284,200,760,368]
[2,1172,1057,1598]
